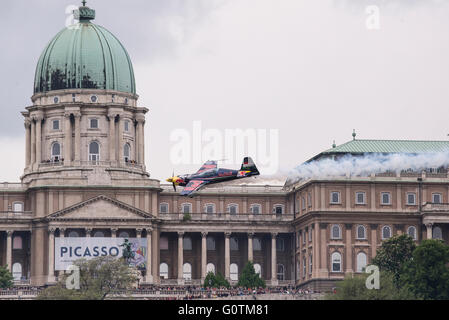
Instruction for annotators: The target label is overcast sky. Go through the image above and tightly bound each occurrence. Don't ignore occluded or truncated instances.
[1,0,449,182]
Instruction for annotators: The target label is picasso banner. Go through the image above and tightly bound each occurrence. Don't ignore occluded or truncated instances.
[55,238,147,271]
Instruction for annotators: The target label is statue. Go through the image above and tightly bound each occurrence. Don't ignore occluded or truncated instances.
[120,239,135,263]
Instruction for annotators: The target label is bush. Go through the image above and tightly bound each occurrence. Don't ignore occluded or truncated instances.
[204,271,230,289]
[237,261,266,289]
[0,266,13,289]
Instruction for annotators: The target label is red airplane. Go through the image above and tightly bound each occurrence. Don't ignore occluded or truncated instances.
[166,157,260,197]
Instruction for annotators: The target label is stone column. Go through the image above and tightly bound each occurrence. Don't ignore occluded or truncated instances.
[30,120,36,166]
[136,118,145,165]
[24,119,31,168]
[85,228,92,238]
[177,232,184,284]
[35,115,43,167]
[145,228,153,283]
[64,113,72,166]
[108,114,116,165]
[74,112,81,165]
[271,233,278,285]
[247,232,254,262]
[6,231,13,272]
[152,229,160,284]
[111,228,118,238]
[345,224,353,274]
[370,224,378,259]
[426,223,433,239]
[48,228,56,283]
[136,229,142,238]
[319,223,328,278]
[118,114,124,166]
[201,232,207,281]
[224,232,231,280]
[59,228,65,238]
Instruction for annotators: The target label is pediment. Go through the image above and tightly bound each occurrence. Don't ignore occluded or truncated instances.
[47,195,154,221]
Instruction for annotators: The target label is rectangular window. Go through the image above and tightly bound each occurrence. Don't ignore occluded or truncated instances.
[124,120,129,132]
[206,204,214,214]
[303,230,306,245]
[90,118,99,129]
[432,193,442,204]
[381,192,391,205]
[406,193,416,205]
[302,197,306,211]
[307,193,312,208]
[308,228,312,242]
[182,204,191,214]
[52,120,60,130]
[330,192,340,204]
[355,192,366,204]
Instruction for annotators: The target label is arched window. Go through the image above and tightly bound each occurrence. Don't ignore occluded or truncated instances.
[357,225,366,239]
[89,141,100,162]
[160,263,169,279]
[13,236,22,250]
[119,231,130,238]
[51,142,61,161]
[254,263,262,276]
[331,252,342,272]
[182,203,192,214]
[68,231,79,237]
[183,263,192,280]
[356,252,367,272]
[433,226,443,240]
[183,237,192,250]
[230,263,239,281]
[205,204,215,214]
[382,226,392,240]
[227,204,238,215]
[277,264,285,281]
[159,203,169,214]
[407,226,417,240]
[206,263,215,275]
[12,263,22,281]
[13,202,24,213]
[331,225,341,239]
[250,204,261,215]
[93,231,105,238]
[207,237,216,251]
[253,238,262,251]
[230,237,239,251]
[124,143,131,162]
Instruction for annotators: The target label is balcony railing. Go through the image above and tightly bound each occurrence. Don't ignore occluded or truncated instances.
[160,212,294,222]
[0,211,33,219]
[422,202,449,211]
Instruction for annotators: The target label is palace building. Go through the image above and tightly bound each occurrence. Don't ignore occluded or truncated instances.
[1,3,448,291]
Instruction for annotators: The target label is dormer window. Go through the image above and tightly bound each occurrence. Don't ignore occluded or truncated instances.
[90,95,98,103]
[53,96,59,104]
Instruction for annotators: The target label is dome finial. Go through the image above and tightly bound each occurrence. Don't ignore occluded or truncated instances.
[332,140,336,148]
[74,2,95,22]
[352,129,357,140]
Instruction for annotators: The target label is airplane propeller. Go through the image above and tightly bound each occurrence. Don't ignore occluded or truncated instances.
[172,170,177,192]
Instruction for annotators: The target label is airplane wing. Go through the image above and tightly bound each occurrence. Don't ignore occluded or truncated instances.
[180,180,209,196]
[195,160,217,174]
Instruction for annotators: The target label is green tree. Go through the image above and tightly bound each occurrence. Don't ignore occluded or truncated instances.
[372,234,416,284]
[38,256,139,300]
[0,265,13,289]
[400,239,449,300]
[325,271,416,300]
[203,272,230,288]
[237,261,266,289]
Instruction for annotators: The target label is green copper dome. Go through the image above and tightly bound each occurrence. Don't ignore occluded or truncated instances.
[34,5,136,95]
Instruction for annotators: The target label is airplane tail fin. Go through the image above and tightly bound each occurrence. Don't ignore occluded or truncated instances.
[240,157,260,176]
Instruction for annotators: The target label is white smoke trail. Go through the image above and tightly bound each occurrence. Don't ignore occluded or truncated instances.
[289,152,449,182]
